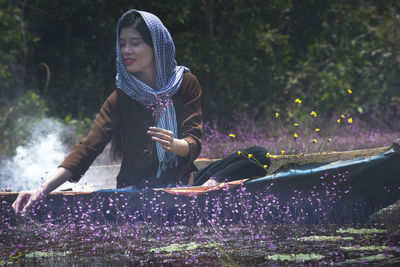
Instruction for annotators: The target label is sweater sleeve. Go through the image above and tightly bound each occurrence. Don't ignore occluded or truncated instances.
[59,91,120,182]
[178,73,203,164]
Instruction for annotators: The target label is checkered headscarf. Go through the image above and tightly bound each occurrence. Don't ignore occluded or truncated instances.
[115,9,185,178]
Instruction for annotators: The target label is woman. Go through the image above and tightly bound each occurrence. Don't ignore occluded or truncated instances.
[12,9,269,214]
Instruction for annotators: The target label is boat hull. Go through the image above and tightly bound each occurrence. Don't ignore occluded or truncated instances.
[1,143,399,224]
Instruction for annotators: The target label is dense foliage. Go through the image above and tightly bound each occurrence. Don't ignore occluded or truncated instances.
[1,0,399,156]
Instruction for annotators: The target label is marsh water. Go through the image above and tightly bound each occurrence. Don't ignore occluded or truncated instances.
[2,222,400,266]
[1,187,400,266]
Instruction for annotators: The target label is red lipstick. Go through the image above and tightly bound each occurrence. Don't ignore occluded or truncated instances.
[124,58,135,65]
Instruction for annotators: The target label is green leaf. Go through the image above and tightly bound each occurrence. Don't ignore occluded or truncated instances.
[149,242,217,253]
[0,260,11,265]
[24,251,72,258]
[340,245,399,252]
[297,235,354,241]
[344,254,392,263]
[266,253,325,262]
[336,228,386,234]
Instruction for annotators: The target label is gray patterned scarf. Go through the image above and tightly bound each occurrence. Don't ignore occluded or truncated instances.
[115,9,185,178]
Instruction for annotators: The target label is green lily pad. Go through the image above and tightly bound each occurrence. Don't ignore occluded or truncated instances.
[341,245,398,252]
[297,235,354,241]
[25,251,72,258]
[344,254,392,263]
[336,228,386,234]
[149,241,217,253]
[266,253,325,262]
[0,260,11,266]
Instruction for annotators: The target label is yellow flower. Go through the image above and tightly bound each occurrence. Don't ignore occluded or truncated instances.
[294,123,299,127]
[229,133,236,138]
[312,138,317,143]
[347,88,352,94]
[266,153,271,157]
[310,111,317,117]
[263,165,268,169]
[237,151,242,156]
[293,133,299,139]
[294,98,302,104]
[273,155,278,159]
[248,153,253,159]
[315,128,320,132]
[348,117,353,124]
[281,150,285,155]
[341,114,345,119]
[275,112,279,118]
[337,118,341,124]
[328,137,332,142]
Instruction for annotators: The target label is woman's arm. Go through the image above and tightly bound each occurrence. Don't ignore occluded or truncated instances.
[12,91,120,214]
[12,167,73,214]
[60,91,120,182]
[176,73,203,161]
[147,73,202,159]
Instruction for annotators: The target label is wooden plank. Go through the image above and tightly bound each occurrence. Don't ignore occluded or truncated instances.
[194,145,391,172]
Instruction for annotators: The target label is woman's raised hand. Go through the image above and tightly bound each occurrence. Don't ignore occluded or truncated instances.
[12,188,45,215]
[147,126,189,157]
[147,126,175,152]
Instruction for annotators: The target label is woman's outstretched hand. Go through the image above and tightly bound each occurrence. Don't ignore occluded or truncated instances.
[12,188,45,215]
[147,126,189,157]
[11,167,73,215]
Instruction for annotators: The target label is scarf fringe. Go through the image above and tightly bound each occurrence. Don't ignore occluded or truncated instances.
[156,151,178,178]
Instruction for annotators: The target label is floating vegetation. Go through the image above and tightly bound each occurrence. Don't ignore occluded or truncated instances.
[297,235,354,242]
[1,220,398,266]
[336,228,386,234]
[266,253,325,262]
[25,250,72,258]
[344,253,393,263]
[1,170,399,265]
[0,260,11,266]
[149,241,217,253]
[340,245,399,252]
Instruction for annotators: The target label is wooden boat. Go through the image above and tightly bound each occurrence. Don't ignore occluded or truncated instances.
[1,139,399,223]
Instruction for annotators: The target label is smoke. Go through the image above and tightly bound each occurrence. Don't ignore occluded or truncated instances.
[0,119,68,191]
[0,118,119,192]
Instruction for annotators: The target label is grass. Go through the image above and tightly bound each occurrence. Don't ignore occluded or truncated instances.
[200,108,400,159]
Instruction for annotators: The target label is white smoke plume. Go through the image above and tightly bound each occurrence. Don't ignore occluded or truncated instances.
[0,118,118,192]
[0,119,68,191]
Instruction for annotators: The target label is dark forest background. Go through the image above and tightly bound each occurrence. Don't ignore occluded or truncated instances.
[1,0,399,156]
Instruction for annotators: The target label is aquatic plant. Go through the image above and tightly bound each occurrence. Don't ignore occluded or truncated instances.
[1,173,400,265]
[1,92,400,265]
[200,103,400,159]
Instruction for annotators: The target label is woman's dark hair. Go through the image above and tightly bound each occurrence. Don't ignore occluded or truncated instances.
[119,12,153,48]
[110,126,123,161]
[111,12,154,161]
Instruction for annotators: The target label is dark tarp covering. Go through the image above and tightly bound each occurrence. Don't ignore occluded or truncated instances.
[245,141,400,217]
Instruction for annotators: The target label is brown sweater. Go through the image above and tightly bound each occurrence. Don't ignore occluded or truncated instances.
[60,72,202,188]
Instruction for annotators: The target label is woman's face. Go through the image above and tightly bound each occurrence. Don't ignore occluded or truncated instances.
[119,26,154,77]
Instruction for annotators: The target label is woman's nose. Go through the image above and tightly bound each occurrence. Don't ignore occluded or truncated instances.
[122,44,133,54]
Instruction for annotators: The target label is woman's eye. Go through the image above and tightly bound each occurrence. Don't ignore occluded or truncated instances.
[132,42,140,46]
